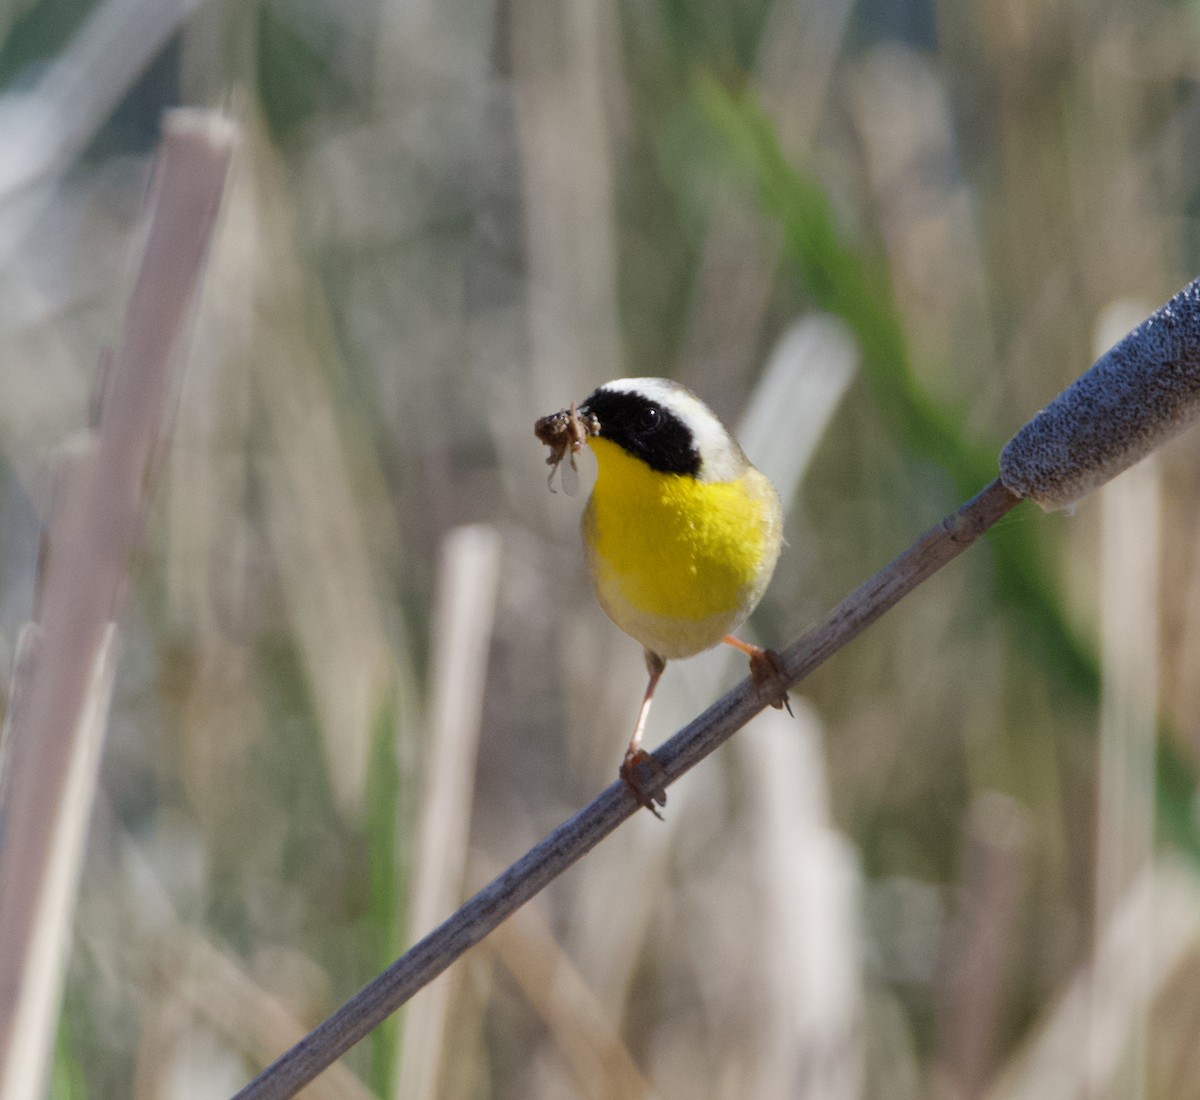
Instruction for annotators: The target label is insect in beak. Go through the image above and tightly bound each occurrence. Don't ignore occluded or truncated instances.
[534,402,599,496]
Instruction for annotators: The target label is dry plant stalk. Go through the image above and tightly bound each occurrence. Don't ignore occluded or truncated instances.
[233,274,1200,1100]
[395,525,502,1100]
[0,110,236,1100]
[234,481,1018,1100]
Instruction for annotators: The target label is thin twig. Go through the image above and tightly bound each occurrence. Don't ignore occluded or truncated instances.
[232,477,1022,1100]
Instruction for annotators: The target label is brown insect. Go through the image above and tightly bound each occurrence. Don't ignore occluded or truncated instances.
[534,402,599,495]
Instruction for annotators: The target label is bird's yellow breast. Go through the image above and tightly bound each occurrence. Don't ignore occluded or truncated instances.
[582,437,781,658]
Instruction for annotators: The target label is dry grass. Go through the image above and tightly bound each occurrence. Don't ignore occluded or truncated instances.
[2,1,1200,1098]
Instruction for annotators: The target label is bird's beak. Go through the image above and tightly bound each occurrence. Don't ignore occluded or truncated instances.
[576,403,601,440]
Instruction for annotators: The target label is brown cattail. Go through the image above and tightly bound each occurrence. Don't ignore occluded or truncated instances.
[1000,278,1200,511]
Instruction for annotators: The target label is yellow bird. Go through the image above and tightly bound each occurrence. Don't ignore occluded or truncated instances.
[537,377,787,816]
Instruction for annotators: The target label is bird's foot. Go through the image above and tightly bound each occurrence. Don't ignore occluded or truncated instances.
[747,646,793,715]
[620,748,668,820]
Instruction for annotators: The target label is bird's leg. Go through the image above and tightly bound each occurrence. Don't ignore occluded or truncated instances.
[618,649,669,818]
[722,635,792,715]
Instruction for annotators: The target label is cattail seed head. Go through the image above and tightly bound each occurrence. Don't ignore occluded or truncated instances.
[1000,277,1200,511]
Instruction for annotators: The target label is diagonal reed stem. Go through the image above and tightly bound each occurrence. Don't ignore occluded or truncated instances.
[233,477,1022,1100]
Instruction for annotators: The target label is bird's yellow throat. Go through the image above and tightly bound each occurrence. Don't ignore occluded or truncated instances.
[583,436,775,623]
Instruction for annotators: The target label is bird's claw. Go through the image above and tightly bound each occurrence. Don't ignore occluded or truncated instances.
[620,748,668,819]
[748,647,793,715]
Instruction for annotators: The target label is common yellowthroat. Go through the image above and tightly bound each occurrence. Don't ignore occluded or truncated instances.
[536,378,788,816]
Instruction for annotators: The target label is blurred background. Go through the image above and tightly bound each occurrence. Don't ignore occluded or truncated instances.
[2,0,1200,1096]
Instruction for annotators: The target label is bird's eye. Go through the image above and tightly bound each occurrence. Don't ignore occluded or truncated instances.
[636,405,661,433]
